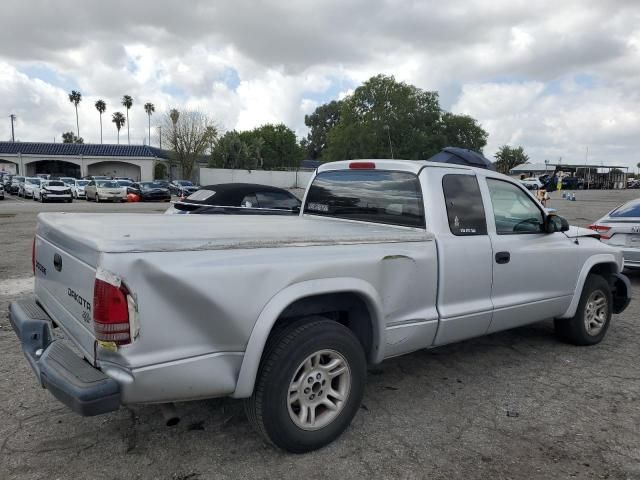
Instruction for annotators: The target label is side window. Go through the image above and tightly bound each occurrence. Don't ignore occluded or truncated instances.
[487,178,544,234]
[256,191,301,209]
[442,174,487,236]
[241,194,258,208]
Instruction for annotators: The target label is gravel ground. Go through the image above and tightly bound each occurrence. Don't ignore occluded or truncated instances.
[0,189,639,480]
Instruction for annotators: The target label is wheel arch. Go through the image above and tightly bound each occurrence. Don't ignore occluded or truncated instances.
[232,278,385,398]
[558,254,621,319]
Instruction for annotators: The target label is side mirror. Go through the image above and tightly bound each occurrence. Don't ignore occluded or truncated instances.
[545,214,570,233]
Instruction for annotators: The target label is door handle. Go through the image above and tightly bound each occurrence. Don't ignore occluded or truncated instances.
[495,251,510,264]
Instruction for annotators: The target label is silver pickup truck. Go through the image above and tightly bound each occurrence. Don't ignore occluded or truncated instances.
[9,159,631,453]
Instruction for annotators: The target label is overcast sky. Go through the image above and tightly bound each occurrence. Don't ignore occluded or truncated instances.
[0,0,639,166]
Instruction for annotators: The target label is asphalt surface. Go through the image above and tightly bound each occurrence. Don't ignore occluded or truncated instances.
[1,189,639,480]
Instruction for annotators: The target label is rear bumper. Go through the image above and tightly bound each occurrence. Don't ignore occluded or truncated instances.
[9,298,120,416]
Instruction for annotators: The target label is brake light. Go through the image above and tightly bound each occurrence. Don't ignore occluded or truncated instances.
[93,278,132,345]
[588,224,611,239]
[349,161,376,169]
[32,238,36,274]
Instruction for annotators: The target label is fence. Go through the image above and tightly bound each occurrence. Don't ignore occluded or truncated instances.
[198,168,314,190]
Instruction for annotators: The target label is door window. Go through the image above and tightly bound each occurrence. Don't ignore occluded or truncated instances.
[256,191,301,210]
[241,194,258,208]
[442,175,487,236]
[487,178,544,234]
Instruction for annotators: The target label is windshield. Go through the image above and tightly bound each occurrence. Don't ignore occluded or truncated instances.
[140,182,165,190]
[178,181,193,186]
[117,180,132,186]
[97,180,119,188]
[26,178,41,185]
[47,181,65,187]
[304,170,425,228]
[60,178,75,183]
[14,177,25,182]
[76,180,89,186]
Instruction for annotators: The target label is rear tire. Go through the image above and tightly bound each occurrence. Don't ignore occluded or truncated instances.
[554,274,612,346]
[245,317,366,453]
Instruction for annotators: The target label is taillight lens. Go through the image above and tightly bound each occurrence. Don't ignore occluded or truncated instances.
[93,278,131,345]
[349,161,376,169]
[32,238,36,274]
[588,224,611,239]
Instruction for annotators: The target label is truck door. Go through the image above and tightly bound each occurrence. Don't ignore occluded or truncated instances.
[481,177,578,333]
[430,172,495,346]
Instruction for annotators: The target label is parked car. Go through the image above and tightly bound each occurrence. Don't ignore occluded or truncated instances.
[589,198,640,268]
[127,181,171,202]
[34,180,72,203]
[85,179,127,203]
[8,176,24,194]
[168,180,199,197]
[21,177,42,199]
[9,159,631,453]
[2,174,12,190]
[58,177,77,186]
[0,182,4,200]
[35,173,51,180]
[116,179,133,196]
[165,183,301,215]
[70,179,90,199]
[520,177,543,190]
[83,175,110,181]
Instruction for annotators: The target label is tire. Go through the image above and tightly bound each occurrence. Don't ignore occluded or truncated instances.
[95,194,100,203]
[554,274,612,346]
[245,317,366,453]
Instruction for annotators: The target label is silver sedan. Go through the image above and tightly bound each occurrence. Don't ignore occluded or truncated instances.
[590,198,640,268]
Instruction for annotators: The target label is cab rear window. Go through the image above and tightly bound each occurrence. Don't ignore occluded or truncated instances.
[304,170,425,228]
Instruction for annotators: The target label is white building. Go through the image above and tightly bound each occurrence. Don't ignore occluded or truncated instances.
[0,142,171,180]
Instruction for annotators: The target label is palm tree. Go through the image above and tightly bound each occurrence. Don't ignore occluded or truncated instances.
[169,108,180,127]
[68,90,82,138]
[121,95,134,144]
[112,112,126,145]
[144,102,155,146]
[95,100,107,144]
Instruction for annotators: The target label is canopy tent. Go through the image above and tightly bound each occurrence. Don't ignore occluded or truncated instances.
[427,147,496,171]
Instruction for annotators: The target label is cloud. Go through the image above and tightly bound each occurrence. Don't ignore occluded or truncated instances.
[0,0,639,167]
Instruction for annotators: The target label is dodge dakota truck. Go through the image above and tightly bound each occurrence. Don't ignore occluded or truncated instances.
[9,159,631,453]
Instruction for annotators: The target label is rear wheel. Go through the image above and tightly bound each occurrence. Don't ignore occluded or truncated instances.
[245,318,366,453]
[555,274,612,345]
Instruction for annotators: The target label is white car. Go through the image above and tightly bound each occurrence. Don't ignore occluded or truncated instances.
[85,179,127,202]
[116,179,133,197]
[22,177,42,199]
[71,179,90,199]
[34,180,73,203]
[520,177,543,190]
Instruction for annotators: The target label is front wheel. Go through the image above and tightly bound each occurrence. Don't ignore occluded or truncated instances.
[95,194,100,203]
[245,318,366,453]
[554,274,612,345]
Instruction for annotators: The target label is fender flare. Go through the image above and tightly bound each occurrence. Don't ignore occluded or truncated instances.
[231,277,385,398]
[557,254,621,319]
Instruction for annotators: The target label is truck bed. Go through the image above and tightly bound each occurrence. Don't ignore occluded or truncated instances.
[37,213,431,259]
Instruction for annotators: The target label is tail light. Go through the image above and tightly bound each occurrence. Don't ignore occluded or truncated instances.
[588,224,611,240]
[32,238,36,274]
[93,278,136,345]
[349,161,376,169]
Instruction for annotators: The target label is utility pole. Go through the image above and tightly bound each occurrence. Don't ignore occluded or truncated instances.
[157,126,162,149]
[9,114,16,142]
[384,125,394,159]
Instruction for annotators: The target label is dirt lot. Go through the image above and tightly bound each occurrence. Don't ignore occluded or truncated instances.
[1,190,639,480]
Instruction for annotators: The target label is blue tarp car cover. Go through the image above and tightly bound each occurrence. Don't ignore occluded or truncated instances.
[427,147,496,171]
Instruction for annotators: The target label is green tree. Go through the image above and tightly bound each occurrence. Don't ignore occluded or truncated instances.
[246,124,303,169]
[121,95,134,144]
[494,145,530,174]
[68,90,82,138]
[144,102,155,146]
[302,100,342,160]
[439,112,488,152]
[61,131,84,144]
[112,111,126,144]
[210,130,247,169]
[324,75,442,161]
[95,99,107,144]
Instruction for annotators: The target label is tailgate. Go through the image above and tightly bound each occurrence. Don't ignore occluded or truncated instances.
[35,235,97,361]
